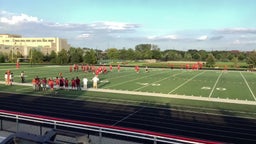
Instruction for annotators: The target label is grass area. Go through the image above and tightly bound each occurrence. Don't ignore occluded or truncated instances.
[0,64,256,118]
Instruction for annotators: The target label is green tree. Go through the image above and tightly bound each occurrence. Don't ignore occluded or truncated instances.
[206,53,216,67]
[192,53,201,61]
[238,52,246,61]
[232,57,239,68]
[246,51,256,68]
[119,48,128,60]
[0,52,5,62]
[227,53,234,61]
[198,50,208,61]
[56,49,68,64]
[95,49,106,60]
[69,48,83,63]
[31,49,44,63]
[126,48,135,60]
[106,48,119,60]
[43,53,50,62]
[184,53,192,61]
[162,50,182,61]
[187,49,198,57]
[8,50,13,62]
[84,49,97,64]
[49,50,57,64]
[135,44,152,59]
[152,49,161,60]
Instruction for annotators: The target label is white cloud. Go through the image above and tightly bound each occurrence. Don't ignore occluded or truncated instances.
[210,36,223,40]
[217,28,256,34]
[0,13,42,24]
[147,36,157,40]
[233,40,240,44]
[1,11,256,50]
[77,33,91,39]
[147,35,177,40]
[197,35,208,41]
[90,21,140,31]
[232,39,256,45]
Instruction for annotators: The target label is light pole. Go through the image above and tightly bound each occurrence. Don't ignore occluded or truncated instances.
[12,47,13,62]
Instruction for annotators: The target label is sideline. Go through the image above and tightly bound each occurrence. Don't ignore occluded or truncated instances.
[0,81,256,106]
[90,88,256,105]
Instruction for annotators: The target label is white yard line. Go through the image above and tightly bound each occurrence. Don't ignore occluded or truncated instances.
[168,71,205,94]
[104,70,168,88]
[208,72,223,98]
[133,71,184,91]
[240,72,256,101]
[112,107,144,126]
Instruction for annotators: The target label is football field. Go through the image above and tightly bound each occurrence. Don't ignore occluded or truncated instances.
[1,64,256,102]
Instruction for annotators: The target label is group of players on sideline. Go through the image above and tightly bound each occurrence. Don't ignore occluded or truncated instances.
[4,62,206,91]
[4,64,121,91]
[31,64,105,92]
[30,64,151,92]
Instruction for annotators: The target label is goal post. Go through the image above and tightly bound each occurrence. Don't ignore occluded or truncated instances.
[16,58,32,68]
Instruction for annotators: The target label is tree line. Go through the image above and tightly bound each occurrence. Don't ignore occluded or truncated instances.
[0,44,256,68]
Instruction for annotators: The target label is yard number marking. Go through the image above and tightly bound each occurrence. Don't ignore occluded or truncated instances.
[100,80,109,83]
[201,87,211,90]
[201,87,226,91]
[216,87,226,91]
[151,83,161,86]
[137,82,160,86]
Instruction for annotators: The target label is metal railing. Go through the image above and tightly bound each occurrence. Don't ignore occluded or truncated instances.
[0,110,221,144]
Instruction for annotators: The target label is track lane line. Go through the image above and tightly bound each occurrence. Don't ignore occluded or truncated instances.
[112,106,145,126]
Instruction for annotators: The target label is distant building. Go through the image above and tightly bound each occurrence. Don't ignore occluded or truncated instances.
[0,34,70,58]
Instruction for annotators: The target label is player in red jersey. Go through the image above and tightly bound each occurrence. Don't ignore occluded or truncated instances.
[75,76,81,90]
[55,77,60,90]
[109,64,113,71]
[71,78,76,90]
[16,61,20,69]
[85,64,88,72]
[199,62,203,70]
[48,78,54,91]
[186,64,190,70]
[117,64,120,72]
[70,65,73,72]
[135,65,140,73]
[64,78,69,90]
[103,66,108,74]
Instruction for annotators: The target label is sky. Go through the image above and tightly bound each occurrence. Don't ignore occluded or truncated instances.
[1,0,256,51]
